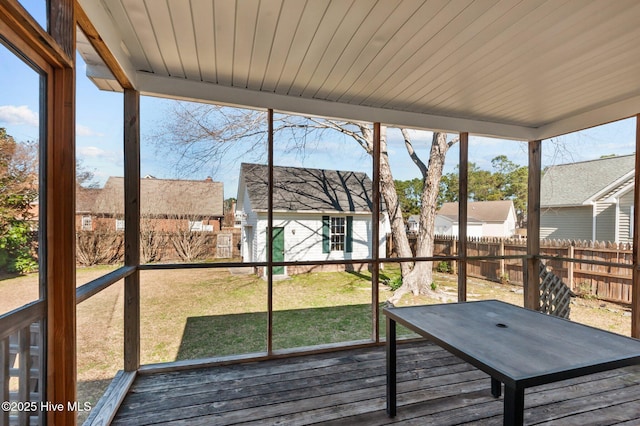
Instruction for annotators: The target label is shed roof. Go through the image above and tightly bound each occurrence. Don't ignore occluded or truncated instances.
[78,0,640,141]
[93,176,224,217]
[540,155,635,207]
[239,163,373,213]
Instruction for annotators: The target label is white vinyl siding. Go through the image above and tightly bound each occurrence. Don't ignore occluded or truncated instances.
[595,203,616,242]
[251,213,384,263]
[618,192,634,243]
[540,206,592,240]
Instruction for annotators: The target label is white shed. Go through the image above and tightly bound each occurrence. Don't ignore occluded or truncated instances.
[236,163,387,276]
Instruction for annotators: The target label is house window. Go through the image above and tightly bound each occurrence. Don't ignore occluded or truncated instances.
[115,219,125,231]
[322,216,353,253]
[81,215,92,231]
[330,217,346,251]
[189,220,203,231]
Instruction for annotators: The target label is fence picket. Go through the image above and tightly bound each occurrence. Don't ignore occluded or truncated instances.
[407,235,633,304]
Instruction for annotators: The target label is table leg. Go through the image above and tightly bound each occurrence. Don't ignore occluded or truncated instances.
[491,377,501,398]
[503,384,524,426]
[386,316,397,417]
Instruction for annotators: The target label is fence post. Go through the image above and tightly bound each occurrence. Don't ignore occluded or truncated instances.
[500,239,505,279]
[452,238,458,275]
[567,244,574,291]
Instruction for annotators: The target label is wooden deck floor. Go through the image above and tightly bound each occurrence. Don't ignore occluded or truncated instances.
[113,341,640,425]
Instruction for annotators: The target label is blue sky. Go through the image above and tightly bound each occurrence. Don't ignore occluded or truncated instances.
[1,7,637,199]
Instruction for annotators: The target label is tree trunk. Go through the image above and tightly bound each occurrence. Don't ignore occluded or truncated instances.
[378,127,414,278]
[389,132,451,304]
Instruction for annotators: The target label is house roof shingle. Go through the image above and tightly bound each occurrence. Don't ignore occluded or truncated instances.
[540,155,635,207]
[240,163,374,213]
[93,176,224,217]
[76,187,101,213]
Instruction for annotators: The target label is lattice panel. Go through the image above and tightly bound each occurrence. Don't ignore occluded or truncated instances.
[1,322,42,426]
[539,262,573,319]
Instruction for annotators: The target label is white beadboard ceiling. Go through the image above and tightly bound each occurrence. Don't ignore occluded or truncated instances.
[78,0,640,140]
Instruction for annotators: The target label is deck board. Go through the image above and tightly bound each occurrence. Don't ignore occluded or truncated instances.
[112,341,640,425]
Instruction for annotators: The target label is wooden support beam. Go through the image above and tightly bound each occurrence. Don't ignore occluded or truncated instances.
[47,1,76,423]
[0,0,73,67]
[372,123,381,342]
[267,109,274,355]
[525,140,542,310]
[458,132,469,302]
[75,2,133,89]
[632,115,640,338]
[123,89,140,371]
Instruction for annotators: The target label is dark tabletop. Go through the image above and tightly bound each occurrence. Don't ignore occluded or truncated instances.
[384,300,640,388]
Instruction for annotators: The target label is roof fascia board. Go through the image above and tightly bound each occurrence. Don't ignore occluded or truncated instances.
[137,73,537,141]
[602,180,635,203]
[586,170,635,203]
[78,0,138,88]
[533,94,640,140]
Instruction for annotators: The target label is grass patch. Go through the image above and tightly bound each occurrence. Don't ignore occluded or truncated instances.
[0,263,634,423]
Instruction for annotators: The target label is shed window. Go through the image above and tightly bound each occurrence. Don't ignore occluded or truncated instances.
[331,217,346,251]
[322,216,353,253]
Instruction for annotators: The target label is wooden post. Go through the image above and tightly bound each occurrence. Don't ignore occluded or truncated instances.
[47,0,76,423]
[267,109,274,354]
[372,123,381,342]
[452,238,458,275]
[458,133,469,302]
[500,240,505,280]
[632,114,640,338]
[568,245,575,292]
[526,140,542,310]
[124,89,140,371]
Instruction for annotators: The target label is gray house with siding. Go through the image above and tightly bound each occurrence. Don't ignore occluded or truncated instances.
[540,155,635,243]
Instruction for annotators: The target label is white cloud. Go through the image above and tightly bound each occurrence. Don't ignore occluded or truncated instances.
[76,124,104,137]
[77,146,122,163]
[0,105,39,126]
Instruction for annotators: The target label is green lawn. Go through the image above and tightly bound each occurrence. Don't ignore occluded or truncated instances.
[1,263,633,423]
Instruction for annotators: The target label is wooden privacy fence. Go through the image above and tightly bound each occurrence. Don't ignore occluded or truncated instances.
[425,236,633,304]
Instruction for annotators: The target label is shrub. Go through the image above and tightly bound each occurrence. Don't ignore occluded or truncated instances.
[436,261,451,273]
[384,276,403,291]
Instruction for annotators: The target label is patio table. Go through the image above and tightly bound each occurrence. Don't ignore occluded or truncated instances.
[384,300,640,426]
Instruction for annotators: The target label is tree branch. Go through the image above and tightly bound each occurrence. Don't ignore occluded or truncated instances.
[401,128,428,177]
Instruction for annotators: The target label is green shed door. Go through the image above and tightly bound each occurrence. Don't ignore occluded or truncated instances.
[272,227,285,275]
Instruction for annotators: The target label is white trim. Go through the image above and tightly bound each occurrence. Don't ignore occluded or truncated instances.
[137,73,536,141]
[587,170,635,204]
[592,204,597,242]
[615,201,620,242]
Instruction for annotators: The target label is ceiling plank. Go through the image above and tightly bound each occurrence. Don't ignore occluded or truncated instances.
[168,0,200,80]
[247,0,282,90]
[274,0,331,94]
[191,0,216,83]
[261,0,307,92]
[286,0,355,97]
[232,0,260,88]
[213,0,236,85]
[146,0,184,78]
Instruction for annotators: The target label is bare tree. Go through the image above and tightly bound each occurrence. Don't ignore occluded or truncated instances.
[140,217,168,263]
[76,223,124,266]
[169,214,210,262]
[153,103,457,302]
